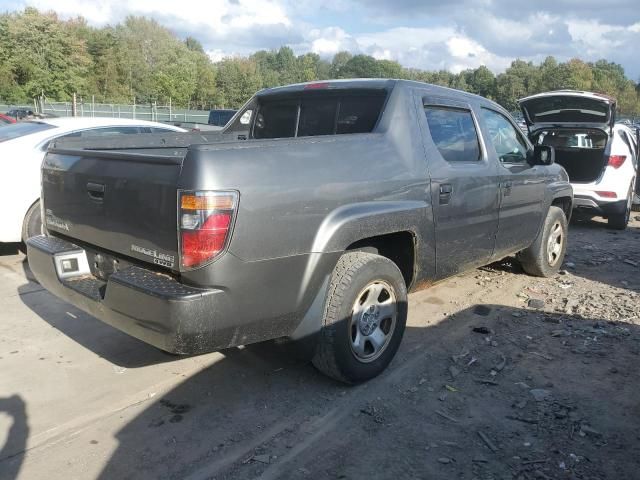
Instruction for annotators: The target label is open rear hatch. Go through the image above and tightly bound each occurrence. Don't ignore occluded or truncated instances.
[530,128,608,183]
[519,90,615,132]
[40,135,202,272]
[520,91,616,184]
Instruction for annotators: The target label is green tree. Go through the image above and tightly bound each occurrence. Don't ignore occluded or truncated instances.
[214,58,262,108]
[0,8,90,100]
[330,51,353,78]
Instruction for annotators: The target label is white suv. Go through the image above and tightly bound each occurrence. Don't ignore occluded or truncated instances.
[519,90,638,229]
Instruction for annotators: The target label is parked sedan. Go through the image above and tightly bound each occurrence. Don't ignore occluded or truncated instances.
[0,113,17,125]
[519,90,638,229]
[0,117,185,248]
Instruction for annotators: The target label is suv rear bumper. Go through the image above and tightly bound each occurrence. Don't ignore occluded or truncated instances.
[26,235,227,354]
[573,194,627,217]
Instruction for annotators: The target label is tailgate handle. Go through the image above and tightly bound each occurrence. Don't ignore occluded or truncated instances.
[86,182,105,201]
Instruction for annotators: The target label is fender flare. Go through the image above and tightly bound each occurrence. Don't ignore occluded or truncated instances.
[291,200,430,341]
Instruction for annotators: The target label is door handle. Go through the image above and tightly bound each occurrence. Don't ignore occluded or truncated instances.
[87,182,105,201]
[502,181,512,197]
[439,184,452,204]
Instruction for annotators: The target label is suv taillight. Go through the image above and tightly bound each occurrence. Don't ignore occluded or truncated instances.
[607,155,626,169]
[179,191,238,269]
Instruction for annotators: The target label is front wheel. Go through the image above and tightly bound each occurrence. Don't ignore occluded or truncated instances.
[518,206,568,278]
[312,252,407,384]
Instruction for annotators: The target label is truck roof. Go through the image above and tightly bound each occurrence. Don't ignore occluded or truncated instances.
[257,78,500,109]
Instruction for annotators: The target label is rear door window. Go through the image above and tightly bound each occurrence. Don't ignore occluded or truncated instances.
[619,130,636,155]
[424,106,481,162]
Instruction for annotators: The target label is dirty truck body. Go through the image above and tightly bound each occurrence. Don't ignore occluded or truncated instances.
[28,79,572,382]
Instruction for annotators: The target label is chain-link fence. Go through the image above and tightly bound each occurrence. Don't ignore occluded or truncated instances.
[0,100,211,125]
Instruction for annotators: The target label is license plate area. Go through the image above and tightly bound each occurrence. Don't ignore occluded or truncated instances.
[54,250,91,280]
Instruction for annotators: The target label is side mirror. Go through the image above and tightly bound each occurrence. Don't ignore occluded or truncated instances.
[529,145,555,166]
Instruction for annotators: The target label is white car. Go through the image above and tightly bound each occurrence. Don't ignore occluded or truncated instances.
[519,90,639,229]
[0,117,185,246]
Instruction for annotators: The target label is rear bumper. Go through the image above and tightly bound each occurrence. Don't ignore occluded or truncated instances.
[573,194,627,217]
[26,235,228,354]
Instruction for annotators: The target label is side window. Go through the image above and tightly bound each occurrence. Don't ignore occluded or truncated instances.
[620,130,636,156]
[150,127,177,134]
[481,109,529,163]
[424,106,481,162]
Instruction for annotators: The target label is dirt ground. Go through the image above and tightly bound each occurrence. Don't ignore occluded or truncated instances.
[1,214,639,480]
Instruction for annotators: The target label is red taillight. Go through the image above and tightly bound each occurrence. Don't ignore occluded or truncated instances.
[607,155,626,169]
[179,191,238,269]
[595,191,617,198]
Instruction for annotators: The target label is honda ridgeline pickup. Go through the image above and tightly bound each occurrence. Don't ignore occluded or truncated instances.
[27,79,573,383]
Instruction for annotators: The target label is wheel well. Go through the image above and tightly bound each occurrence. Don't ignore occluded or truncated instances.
[346,231,416,288]
[552,196,572,222]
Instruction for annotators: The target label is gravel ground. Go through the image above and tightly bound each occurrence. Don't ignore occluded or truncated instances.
[1,214,639,480]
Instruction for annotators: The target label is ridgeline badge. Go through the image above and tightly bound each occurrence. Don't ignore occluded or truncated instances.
[131,244,175,268]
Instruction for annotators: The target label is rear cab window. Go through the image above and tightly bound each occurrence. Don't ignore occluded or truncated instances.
[251,89,387,140]
[424,106,481,162]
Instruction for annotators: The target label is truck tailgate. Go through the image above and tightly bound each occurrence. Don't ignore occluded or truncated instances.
[42,151,181,271]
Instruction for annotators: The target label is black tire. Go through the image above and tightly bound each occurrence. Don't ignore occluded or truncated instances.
[19,201,43,253]
[312,252,407,384]
[518,206,568,278]
[608,187,633,230]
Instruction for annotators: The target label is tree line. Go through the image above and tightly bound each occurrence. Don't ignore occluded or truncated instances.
[1,8,639,115]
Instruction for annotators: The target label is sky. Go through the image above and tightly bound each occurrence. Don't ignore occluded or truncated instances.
[4,0,640,79]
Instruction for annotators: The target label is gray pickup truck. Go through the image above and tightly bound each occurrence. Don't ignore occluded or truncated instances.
[27,79,573,383]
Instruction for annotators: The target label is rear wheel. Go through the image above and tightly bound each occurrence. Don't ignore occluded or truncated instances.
[19,201,43,253]
[312,252,407,384]
[608,186,633,230]
[518,206,568,278]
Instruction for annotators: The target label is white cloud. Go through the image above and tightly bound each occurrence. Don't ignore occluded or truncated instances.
[19,0,291,34]
[308,27,358,56]
[7,0,640,78]
[304,26,512,73]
